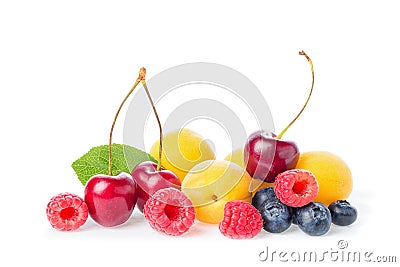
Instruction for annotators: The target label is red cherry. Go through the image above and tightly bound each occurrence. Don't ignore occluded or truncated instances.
[81,68,146,227]
[244,130,299,182]
[244,51,314,183]
[131,161,181,213]
[84,172,137,227]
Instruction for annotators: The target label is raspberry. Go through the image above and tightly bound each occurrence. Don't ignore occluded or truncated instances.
[219,200,263,239]
[46,193,88,231]
[274,169,319,207]
[144,188,195,236]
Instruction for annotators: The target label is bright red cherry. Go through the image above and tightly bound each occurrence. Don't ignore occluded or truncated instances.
[84,173,137,227]
[132,161,181,213]
[245,51,314,183]
[83,68,146,227]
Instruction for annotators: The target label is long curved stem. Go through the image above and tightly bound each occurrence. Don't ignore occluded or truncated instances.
[141,81,163,171]
[276,50,315,139]
[108,68,146,176]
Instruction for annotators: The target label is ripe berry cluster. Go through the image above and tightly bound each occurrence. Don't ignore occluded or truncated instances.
[251,169,357,236]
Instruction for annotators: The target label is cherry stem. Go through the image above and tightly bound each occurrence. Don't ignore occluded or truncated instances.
[140,80,163,171]
[276,50,315,140]
[108,68,146,176]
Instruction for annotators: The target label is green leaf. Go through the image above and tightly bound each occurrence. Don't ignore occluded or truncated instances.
[72,144,157,186]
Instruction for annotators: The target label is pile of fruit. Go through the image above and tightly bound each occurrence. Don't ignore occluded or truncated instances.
[46,51,357,238]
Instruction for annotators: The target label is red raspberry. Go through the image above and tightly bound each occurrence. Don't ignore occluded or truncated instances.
[144,188,195,236]
[46,193,88,231]
[219,200,263,239]
[274,169,319,207]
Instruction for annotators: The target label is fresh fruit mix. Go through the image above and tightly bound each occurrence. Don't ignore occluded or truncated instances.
[46,51,357,238]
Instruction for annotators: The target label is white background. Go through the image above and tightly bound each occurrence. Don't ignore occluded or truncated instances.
[1,0,399,266]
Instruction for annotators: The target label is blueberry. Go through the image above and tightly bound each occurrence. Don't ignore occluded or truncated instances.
[328,200,357,226]
[252,187,278,211]
[259,200,292,233]
[296,202,331,236]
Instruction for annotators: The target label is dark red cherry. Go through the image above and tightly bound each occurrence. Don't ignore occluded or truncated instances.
[244,130,299,182]
[244,51,315,182]
[131,161,181,213]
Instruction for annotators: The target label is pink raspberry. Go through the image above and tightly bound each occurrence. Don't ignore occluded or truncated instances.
[274,169,319,207]
[219,200,263,239]
[144,188,195,236]
[46,193,88,231]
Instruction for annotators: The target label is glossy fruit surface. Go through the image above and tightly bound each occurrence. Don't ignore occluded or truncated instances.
[328,200,357,226]
[296,151,353,206]
[149,128,215,182]
[244,130,299,183]
[46,193,88,231]
[219,200,263,239]
[182,160,252,224]
[131,161,181,213]
[84,172,137,227]
[252,187,278,211]
[144,188,195,236]
[274,169,319,207]
[295,202,331,236]
[259,200,292,233]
